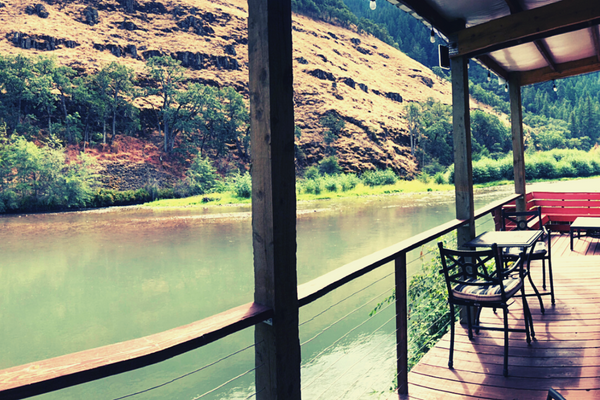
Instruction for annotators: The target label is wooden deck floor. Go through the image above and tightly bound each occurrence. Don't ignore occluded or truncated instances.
[401,234,600,400]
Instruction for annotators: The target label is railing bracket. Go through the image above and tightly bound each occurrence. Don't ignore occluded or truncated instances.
[263,318,273,326]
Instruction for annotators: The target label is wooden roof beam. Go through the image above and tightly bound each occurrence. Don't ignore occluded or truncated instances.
[452,0,600,59]
[503,0,558,72]
[534,40,558,72]
[476,55,509,80]
[592,25,600,62]
[519,55,600,86]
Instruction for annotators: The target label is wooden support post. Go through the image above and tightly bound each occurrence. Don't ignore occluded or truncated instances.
[248,1,301,399]
[509,73,526,212]
[395,253,408,395]
[451,56,475,248]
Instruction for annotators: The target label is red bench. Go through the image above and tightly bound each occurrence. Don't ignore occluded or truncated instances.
[494,192,600,232]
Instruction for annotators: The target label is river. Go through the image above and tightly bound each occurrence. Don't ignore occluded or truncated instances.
[0,186,515,399]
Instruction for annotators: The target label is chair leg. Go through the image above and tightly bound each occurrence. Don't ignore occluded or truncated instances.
[542,258,547,290]
[448,303,455,369]
[548,257,555,305]
[503,307,509,377]
[527,269,545,314]
[474,306,482,334]
[521,288,533,343]
[466,305,473,340]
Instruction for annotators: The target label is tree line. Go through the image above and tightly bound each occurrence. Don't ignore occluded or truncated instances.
[0,54,249,157]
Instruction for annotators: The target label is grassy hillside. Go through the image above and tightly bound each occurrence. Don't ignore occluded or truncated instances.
[0,0,498,190]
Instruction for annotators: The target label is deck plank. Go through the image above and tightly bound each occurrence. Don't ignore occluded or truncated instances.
[405,240,600,400]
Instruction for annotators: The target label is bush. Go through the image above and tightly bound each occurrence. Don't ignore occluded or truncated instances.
[185,155,218,195]
[338,173,360,191]
[433,172,446,185]
[371,236,457,371]
[556,160,577,177]
[232,172,252,198]
[304,166,320,180]
[301,178,323,195]
[323,175,339,192]
[362,169,398,186]
[318,156,342,175]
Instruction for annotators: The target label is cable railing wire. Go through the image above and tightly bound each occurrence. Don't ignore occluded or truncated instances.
[191,363,264,400]
[313,313,397,400]
[300,300,395,390]
[300,269,395,327]
[113,342,260,400]
[300,286,394,347]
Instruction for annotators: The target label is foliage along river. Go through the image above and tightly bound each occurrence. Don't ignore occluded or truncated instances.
[0,186,514,399]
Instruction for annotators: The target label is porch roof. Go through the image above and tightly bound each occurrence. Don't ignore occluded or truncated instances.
[389,0,600,86]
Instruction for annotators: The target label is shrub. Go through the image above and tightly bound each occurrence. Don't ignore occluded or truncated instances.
[371,236,456,371]
[362,169,397,186]
[304,166,320,180]
[338,173,360,191]
[472,163,490,183]
[302,178,323,195]
[556,160,577,177]
[186,155,218,195]
[417,172,430,183]
[433,172,446,185]
[570,159,593,177]
[318,156,342,175]
[323,176,339,192]
[233,172,252,198]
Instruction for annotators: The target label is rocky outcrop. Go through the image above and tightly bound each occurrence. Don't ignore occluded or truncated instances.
[25,4,49,18]
[307,69,335,81]
[9,32,78,50]
[82,6,99,25]
[177,15,215,36]
[174,51,239,70]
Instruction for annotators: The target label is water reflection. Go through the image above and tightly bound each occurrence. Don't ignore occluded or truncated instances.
[0,187,513,398]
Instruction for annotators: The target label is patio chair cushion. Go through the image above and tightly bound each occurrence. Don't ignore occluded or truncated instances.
[452,277,522,302]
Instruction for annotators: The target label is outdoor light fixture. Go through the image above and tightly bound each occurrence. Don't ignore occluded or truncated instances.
[370,0,376,10]
[430,29,435,43]
[505,83,508,92]
[487,71,491,82]
[498,76,505,86]
[553,80,557,92]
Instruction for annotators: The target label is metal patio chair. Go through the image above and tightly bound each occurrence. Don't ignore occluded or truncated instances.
[438,242,534,377]
[501,207,555,308]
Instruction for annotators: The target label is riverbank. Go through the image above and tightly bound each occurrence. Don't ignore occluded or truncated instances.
[144,179,457,208]
[142,175,600,210]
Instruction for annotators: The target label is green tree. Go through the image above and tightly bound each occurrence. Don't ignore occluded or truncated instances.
[0,55,35,129]
[145,56,186,152]
[404,102,420,156]
[104,62,135,144]
[51,66,76,143]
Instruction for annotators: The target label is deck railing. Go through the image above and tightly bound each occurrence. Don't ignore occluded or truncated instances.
[0,193,521,399]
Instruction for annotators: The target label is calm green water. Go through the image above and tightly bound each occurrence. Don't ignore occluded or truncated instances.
[0,187,512,399]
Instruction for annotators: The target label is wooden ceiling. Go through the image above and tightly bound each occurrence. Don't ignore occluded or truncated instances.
[388,0,600,86]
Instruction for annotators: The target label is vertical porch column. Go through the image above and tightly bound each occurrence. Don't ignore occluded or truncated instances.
[509,73,526,212]
[451,56,475,248]
[248,1,301,399]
